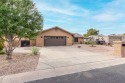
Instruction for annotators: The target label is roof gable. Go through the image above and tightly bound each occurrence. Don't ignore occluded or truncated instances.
[42,26,73,35]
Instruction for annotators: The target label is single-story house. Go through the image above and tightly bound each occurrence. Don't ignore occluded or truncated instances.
[12,26,84,47]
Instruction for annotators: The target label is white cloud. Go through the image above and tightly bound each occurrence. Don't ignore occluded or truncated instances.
[93,13,124,22]
[34,0,89,16]
[36,3,73,15]
[45,18,72,24]
[93,0,125,22]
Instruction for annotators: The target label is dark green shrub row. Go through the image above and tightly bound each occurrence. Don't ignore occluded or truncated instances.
[0,51,5,55]
[85,41,96,45]
[0,45,4,51]
[0,39,4,52]
[85,41,91,45]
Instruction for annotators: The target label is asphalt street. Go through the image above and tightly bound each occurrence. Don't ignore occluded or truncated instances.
[26,64,125,83]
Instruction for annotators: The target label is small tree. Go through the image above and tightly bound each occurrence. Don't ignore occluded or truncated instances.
[84,28,99,37]
[0,0,43,59]
[89,37,94,47]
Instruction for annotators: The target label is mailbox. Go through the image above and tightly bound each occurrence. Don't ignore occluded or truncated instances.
[114,41,125,57]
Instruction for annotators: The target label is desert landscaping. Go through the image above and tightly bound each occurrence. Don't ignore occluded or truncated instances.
[0,44,113,76]
[0,47,40,76]
[0,53,39,76]
[76,44,113,56]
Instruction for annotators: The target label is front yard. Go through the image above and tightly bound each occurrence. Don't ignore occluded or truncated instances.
[0,45,114,76]
[0,52,39,76]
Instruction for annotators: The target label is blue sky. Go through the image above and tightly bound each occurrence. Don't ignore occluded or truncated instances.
[33,0,125,35]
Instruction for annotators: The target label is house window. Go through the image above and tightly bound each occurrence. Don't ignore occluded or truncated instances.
[74,38,78,42]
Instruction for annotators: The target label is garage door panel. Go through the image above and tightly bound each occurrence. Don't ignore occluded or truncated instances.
[44,36,66,46]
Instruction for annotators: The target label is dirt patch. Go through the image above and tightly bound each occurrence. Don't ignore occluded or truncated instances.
[74,44,114,56]
[0,53,39,76]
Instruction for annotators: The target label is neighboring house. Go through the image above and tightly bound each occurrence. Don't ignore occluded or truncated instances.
[104,35,122,44]
[73,33,84,44]
[89,35,104,41]
[12,26,84,47]
[89,35,124,45]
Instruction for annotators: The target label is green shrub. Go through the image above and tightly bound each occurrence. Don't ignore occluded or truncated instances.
[0,41,4,51]
[90,41,96,47]
[0,51,5,55]
[85,41,91,45]
[0,45,4,51]
[31,47,39,55]
[85,42,88,44]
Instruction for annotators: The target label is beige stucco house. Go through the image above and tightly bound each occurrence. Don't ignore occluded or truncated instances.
[12,26,84,47]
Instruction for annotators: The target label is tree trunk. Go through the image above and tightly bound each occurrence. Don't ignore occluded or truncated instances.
[5,37,21,60]
[6,37,13,60]
[6,49,13,60]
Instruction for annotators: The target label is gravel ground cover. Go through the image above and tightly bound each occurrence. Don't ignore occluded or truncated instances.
[0,53,39,76]
[73,44,113,56]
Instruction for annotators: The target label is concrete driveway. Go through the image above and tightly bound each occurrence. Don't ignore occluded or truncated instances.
[36,46,125,70]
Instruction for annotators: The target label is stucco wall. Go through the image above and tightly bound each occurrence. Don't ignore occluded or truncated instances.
[114,41,124,57]
[109,36,122,44]
[30,40,36,46]
[78,37,84,44]
[74,37,84,44]
[12,40,19,47]
[36,28,73,47]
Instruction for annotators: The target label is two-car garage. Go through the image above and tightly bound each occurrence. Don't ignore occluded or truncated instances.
[44,36,66,46]
[36,26,74,47]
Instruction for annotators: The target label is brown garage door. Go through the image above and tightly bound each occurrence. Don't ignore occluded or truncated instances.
[44,36,66,46]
